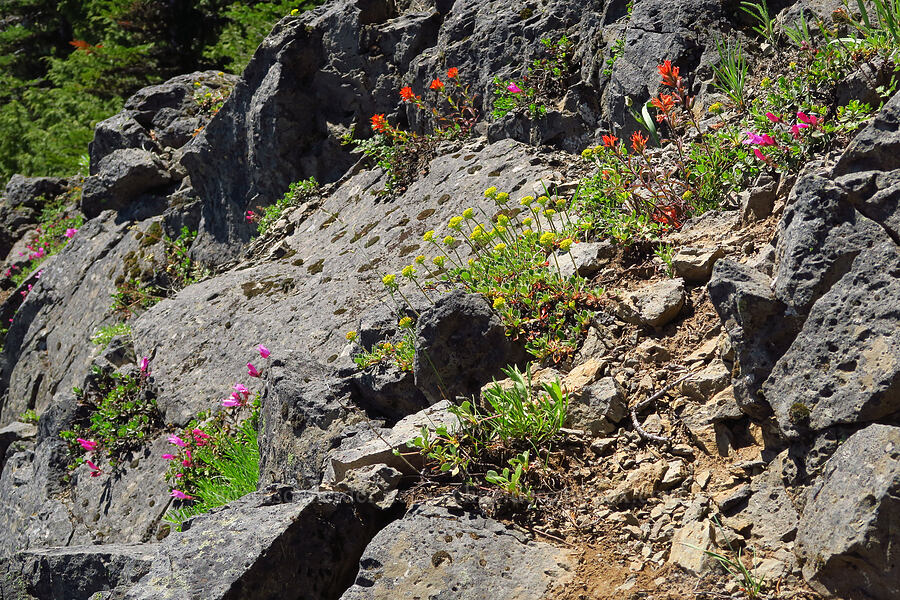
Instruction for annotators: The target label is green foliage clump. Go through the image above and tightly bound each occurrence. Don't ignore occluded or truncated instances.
[408,364,568,501]
[491,35,576,119]
[61,366,163,469]
[254,177,319,235]
[347,318,416,372]
[19,409,39,425]
[91,323,133,348]
[162,407,261,530]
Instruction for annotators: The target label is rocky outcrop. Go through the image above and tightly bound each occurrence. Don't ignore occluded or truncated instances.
[125,490,385,600]
[795,424,900,600]
[0,176,69,260]
[339,503,572,599]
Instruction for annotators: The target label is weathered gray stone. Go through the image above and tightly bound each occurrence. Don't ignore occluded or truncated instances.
[614,278,685,327]
[738,450,799,546]
[739,173,777,223]
[774,173,887,315]
[708,260,799,420]
[567,376,626,435]
[796,424,900,600]
[340,504,572,599]
[669,520,715,575]
[125,490,383,600]
[81,149,174,219]
[322,401,457,486]
[680,361,730,401]
[671,246,725,282]
[0,421,36,472]
[556,240,617,278]
[333,463,403,510]
[2,543,157,600]
[764,242,900,436]
[414,289,527,405]
[0,175,70,260]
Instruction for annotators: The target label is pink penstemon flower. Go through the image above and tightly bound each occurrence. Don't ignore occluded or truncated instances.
[77,438,98,452]
[192,429,210,446]
[257,344,270,359]
[139,357,150,376]
[64,228,78,238]
[247,363,260,378]
[222,396,241,407]
[167,434,188,448]
[162,454,176,460]
[86,459,102,477]
[765,112,780,123]
[170,489,193,500]
[182,450,193,467]
[743,132,777,146]
[233,383,250,397]
[796,111,821,127]
[507,83,522,94]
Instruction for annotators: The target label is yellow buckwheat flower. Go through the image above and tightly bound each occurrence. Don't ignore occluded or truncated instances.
[493,296,506,309]
[581,148,594,159]
[443,235,455,245]
[448,216,463,230]
[401,265,416,278]
[346,330,358,341]
[522,217,533,227]
[539,232,556,247]
[382,273,396,286]
[462,207,475,219]
[519,195,534,206]
[423,230,435,242]
[559,238,574,251]
[398,316,413,329]
[414,255,425,264]
[537,195,549,206]
[495,192,509,203]
[483,186,498,198]
[494,243,507,252]
[432,255,446,267]
[497,214,509,226]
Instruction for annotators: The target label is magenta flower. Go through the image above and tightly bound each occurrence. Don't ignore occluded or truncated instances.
[85,459,102,477]
[182,450,193,467]
[170,489,194,500]
[162,453,176,460]
[790,123,807,139]
[765,112,780,123]
[507,83,522,94]
[64,228,78,238]
[233,383,250,396]
[222,397,241,407]
[796,111,821,126]
[245,210,255,222]
[77,438,98,452]
[174,473,183,478]
[257,344,270,359]
[247,363,260,378]
[753,148,769,162]
[139,356,150,375]
[35,269,43,279]
[167,434,188,448]
[743,132,776,146]
[192,429,210,446]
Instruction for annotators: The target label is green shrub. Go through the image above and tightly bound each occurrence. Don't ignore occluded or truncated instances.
[90,323,133,348]
[254,177,319,235]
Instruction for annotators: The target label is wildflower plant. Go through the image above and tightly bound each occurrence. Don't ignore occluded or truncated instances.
[251,177,319,235]
[491,35,576,119]
[60,359,162,474]
[345,68,478,192]
[347,317,416,372]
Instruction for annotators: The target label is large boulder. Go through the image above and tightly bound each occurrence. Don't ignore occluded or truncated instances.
[340,504,572,599]
[0,175,70,260]
[414,289,527,404]
[795,424,900,600]
[764,242,900,437]
[125,490,385,600]
[1,543,157,600]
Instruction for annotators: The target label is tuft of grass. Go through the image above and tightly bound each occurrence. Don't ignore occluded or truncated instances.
[90,323,133,348]
[163,415,260,530]
[712,37,749,109]
[255,177,319,235]
[740,1,777,47]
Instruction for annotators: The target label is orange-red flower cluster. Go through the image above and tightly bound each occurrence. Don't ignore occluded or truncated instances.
[399,86,416,101]
[430,78,444,90]
[447,67,458,79]
[650,94,675,122]
[658,60,679,87]
[630,131,648,153]
[371,114,388,132]
[602,134,618,148]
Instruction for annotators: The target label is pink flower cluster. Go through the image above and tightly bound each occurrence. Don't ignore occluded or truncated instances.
[76,438,102,477]
[744,110,823,163]
[164,344,271,502]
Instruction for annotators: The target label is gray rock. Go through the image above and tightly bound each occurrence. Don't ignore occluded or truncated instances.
[333,463,403,510]
[680,361,730,401]
[2,543,157,600]
[739,173,777,223]
[414,289,527,405]
[669,520,715,575]
[671,246,725,282]
[81,149,175,219]
[556,240,617,278]
[125,490,383,600]
[352,363,429,421]
[708,260,799,420]
[774,173,887,315]
[0,175,70,259]
[0,421,36,471]
[258,355,352,489]
[340,504,572,599]
[738,450,799,546]
[89,112,156,175]
[614,278,685,327]
[567,376,626,435]
[834,89,900,241]
[764,242,900,437]
[322,401,457,486]
[795,424,900,600]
